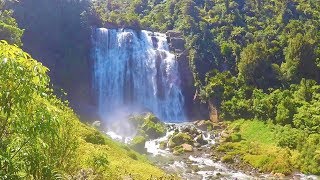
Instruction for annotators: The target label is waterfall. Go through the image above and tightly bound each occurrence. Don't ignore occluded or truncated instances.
[92,28,186,122]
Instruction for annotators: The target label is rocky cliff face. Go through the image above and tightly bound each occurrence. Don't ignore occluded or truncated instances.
[166,30,209,120]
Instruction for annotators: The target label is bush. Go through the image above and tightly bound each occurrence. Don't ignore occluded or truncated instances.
[89,152,109,172]
[84,131,106,145]
[226,133,242,142]
[293,101,320,133]
[276,125,304,149]
[127,151,138,160]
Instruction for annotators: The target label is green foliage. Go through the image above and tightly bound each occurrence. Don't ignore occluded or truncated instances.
[238,42,275,88]
[0,20,23,46]
[89,152,109,172]
[0,41,78,179]
[0,2,23,46]
[281,34,318,82]
[276,125,305,149]
[0,41,165,179]
[226,133,242,142]
[298,134,320,174]
[76,124,165,179]
[293,101,320,134]
[221,154,234,163]
[84,131,106,145]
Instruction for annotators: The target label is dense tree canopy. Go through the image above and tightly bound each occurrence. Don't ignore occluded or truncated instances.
[0,0,23,46]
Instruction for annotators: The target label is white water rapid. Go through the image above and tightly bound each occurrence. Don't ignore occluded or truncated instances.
[92,28,186,122]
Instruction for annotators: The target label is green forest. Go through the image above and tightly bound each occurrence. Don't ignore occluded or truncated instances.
[0,0,320,179]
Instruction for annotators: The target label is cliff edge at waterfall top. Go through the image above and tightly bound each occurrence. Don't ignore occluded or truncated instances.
[1,0,320,179]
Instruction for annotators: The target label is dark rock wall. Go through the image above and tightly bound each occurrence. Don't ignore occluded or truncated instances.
[167,31,209,121]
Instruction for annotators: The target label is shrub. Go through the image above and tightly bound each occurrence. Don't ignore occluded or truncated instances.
[89,152,109,172]
[84,131,106,145]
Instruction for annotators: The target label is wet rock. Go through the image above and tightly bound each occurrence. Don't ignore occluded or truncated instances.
[185,169,192,173]
[166,30,182,38]
[130,136,146,153]
[274,173,285,178]
[194,120,213,131]
[182,143,193,152]
[173,145,184,155]
[170,38,185,51]
[190,165,200,172]
[168,132,193,148]
[194,142,201,148]
[195,134,208,145]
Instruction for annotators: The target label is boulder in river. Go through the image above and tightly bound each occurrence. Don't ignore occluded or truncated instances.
[182,143,193,152]
[195,134,208,145]
[130,136,147,153]
[194,120,213,131]
[168,132,194,148]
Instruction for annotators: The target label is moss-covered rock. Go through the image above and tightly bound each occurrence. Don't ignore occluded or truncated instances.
[159,141,167,150]
[130,113,166,140]
[173,145,184,155]
[194,120,213,131]
[168,132,193,148]
[130,136,147,153]
[141,114,166,139]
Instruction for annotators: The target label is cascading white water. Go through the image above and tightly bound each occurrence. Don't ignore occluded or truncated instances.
[92,28,186,122]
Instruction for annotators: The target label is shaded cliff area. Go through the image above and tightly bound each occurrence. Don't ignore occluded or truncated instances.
[12,0,207,121]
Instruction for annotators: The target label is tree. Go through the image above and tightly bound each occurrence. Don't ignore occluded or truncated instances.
[0,1,23,46]
[238,42,277,89]
[281,33,319,82]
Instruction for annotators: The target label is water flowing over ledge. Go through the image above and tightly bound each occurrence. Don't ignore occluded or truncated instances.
[92,28,186,122]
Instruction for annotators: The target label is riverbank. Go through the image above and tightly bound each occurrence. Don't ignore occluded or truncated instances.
[211,119,319,179]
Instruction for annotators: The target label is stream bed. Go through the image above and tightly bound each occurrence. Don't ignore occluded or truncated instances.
[107,122,319,180]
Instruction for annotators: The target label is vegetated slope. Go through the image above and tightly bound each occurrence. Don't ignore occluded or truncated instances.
[0,41,165,179]
[217,119,320,175]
